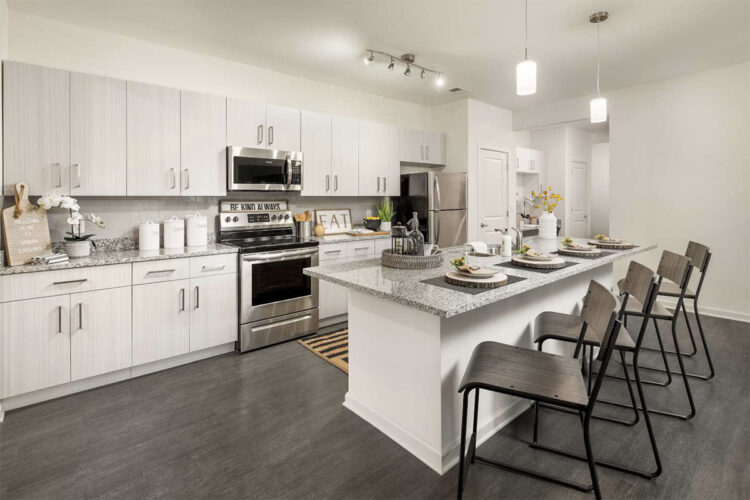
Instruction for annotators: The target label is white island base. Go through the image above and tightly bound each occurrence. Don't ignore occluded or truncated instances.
[343,265,612,475]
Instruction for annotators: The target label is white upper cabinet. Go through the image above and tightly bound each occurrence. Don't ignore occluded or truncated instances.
[266,104,301,152]
[70,72,127,196]
[516,146,544,174]
[331,116,359,196]
[127,81,181,196]
[301,110,332,196]
[3,61,70,195]
[359,120,399,196]
[399,128,445,166]
[180,90,227,196]
[227,97,267,148]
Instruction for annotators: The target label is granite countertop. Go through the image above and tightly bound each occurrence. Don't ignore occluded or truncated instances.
[304,236,656,318]
[0,243,238,276]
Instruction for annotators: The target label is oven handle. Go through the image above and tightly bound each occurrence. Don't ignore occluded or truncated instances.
[242,248,318,262]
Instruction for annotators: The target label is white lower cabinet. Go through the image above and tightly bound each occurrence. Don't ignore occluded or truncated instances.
[189,273,238,351]
[318,259,349,320]
[133,279,191,365]
[0,295,71,398]
[70,286,132,381]
[374,238,391,255]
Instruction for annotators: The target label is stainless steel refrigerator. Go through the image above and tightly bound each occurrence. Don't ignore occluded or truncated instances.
[394,172,467,247]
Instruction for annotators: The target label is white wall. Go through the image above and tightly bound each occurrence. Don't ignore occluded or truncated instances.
[517,62,750,320]
[0,0,8,249]
[530,126,566,225]
[589,143,610,237]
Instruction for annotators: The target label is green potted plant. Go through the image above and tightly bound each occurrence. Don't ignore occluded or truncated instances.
[377,199,395,231]
[37,194,105,258]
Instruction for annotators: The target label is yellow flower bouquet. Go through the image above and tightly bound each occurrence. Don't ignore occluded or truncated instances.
[530,186,564,215]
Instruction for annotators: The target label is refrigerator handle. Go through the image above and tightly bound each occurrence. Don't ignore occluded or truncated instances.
[433,174,442,211]
[435,211,441,245]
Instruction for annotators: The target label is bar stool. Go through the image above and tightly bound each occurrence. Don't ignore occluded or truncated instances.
[532,261,662,479]
[456,281,622,500]
[639,241,714,380]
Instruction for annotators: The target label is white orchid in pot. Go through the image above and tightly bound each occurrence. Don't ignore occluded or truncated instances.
[37,194,105,258]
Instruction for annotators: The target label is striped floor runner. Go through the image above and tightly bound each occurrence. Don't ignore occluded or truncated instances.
[298,328,349,374]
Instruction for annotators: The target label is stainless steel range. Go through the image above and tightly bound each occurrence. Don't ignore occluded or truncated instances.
[219,205,319,352]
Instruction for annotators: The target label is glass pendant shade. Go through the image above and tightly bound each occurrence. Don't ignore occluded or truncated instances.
[590,96,607,123]
[516,60,537,96]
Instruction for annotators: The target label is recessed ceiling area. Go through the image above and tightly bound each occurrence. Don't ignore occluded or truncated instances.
[7,0,750,110]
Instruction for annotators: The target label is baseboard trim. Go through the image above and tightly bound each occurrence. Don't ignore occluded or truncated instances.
[657,298,750,323]
[1,343,235,414]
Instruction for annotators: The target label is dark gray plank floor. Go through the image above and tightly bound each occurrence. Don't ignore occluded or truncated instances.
[1,314,748,499]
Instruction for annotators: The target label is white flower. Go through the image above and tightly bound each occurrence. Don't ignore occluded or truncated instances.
[67,211,83,226]
[87,213,106,228]
[37,194,61,210]
[59,196,79,209]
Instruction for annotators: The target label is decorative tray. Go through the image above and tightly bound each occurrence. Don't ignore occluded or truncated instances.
[445,270,508,289]
[587,240,635,249]
[511,255,567,269]
[558,246,602,257]
[381,249,444,270]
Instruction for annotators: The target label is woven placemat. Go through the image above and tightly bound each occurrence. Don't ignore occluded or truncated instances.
[496,260,578,274]
[420,274,526,295]
[553,250,617,259]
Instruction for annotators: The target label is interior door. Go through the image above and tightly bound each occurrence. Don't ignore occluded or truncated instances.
[478,149,509,243]
[568,160,589,238]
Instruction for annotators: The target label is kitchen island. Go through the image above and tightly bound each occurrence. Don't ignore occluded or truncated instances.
[304,237,655,474]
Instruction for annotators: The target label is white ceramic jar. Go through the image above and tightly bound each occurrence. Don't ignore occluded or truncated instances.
[163,216,185,249]
[138,220,160,251]
[185,213,208,247]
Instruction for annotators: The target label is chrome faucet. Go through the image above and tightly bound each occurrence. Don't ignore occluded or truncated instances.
[509,226,523,250]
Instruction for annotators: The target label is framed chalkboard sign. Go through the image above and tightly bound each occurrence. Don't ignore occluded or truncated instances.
[1,183,52,266]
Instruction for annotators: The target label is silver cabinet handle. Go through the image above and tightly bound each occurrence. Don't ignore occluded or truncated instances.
[354,247,370,252]
[257,124,264,145]
[170,168,176,189]
[53,162,62,188]
[325,174,330,192]
[268,125,274,145]
[324,249,342,254]
[383,176,387,192]
[58,305,63,333]
[420,145,424,160]
[73,163,81,188]
[516,158,520,169]
[78,302,83,330]
[376,176,380,193]
[426,145,429,159]
[183,169,190,189]
[180,288,185,312]
[334,175,338,192]
[195,286,200,309]
[146,269,175,276]
[53,278,88,285]
[201,265,225,272]
[480,222,488,228]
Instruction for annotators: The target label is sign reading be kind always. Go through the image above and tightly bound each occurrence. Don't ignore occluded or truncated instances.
[314,209,352,235]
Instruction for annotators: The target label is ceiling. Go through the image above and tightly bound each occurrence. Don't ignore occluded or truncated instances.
[8,0,750,110]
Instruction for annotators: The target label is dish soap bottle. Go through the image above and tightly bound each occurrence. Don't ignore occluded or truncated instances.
[407,212,425,256]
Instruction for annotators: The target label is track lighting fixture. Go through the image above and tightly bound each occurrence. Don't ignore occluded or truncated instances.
[364,49,445,88]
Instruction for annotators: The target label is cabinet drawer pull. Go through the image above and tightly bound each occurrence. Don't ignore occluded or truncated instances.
[195,286,200,309]
[180,288,185,312]
[420,145,424,160]
[258,124,264,145]
[268,126,274,145]
[426,145,429,159]
[354,247,370,251]
[73,163,81,188]
[324,249,342,254]
[383,176,387,192]
[325,174,330,192]
[58,305,62,333]
[334,175,338,192]
[146,269,176,276]
[376,176,380,193]
[201,265,226,272]
[78,302,83,330]
[52,278,88,286]
[184,169,190,189]
[53,162,62,188]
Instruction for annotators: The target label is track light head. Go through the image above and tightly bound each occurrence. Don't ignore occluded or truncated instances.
[363,50,375,65]
[404,65,411,77]
[420,69,426,80]
[388,58,395,70]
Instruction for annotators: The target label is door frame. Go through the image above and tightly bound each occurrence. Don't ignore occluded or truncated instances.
[475,147,512,240]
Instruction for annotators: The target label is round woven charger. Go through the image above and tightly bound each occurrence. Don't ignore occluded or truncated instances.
[558,247,602,258]
[512,255,567,269]
[381,249,444,269]
[587,240,635,249]
[445,271,508,289]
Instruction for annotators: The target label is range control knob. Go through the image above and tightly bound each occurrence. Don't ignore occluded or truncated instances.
[225,216,231,223]
[284,214,290,220]
[271,214,277,221]
[233,216,239,222]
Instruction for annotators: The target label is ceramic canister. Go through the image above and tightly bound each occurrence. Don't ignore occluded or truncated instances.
[163,216,185,249]
[185,213,208,247]
[139,220,160,251]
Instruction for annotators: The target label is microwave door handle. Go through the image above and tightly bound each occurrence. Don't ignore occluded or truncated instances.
[286,156,292,187]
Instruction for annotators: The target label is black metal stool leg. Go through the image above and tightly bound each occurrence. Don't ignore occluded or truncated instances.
[618,350,640,425]
[603,317,674,386]
[581,412,602,500]
[457,390,469,500]
[692,300,716,380]
[668,319,697,419]
[643,301,698,357]
[471,388,479,464]
[632,357,663,477]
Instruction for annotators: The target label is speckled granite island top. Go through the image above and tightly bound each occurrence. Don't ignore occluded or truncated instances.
[304,236,656,318]
[0,243,238,276]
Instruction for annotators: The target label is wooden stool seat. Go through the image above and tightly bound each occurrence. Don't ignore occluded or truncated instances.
[618,277,694,298]
[459,341,589,408]
[535,311,635,350]
[623,296,672,319]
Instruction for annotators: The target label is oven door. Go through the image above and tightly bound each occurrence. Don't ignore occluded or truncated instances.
[241,247,319,324]
[227,146,302,191]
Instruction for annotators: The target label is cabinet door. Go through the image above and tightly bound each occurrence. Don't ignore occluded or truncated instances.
[331,116,359,197]
[515,147,533,172]
[0,295,70,398]
[132,279,190,365]
[317,258,348,319]
[399,128,424,163]
[3,61,70,195]
[189,273,238,351]
[227,98,266,148]
[358,120,385,196]
[374,238,391,256]
[70,72,127,195]
[266,104,301,152]
[70,286,131,381]
[531,149,545,173]
[423,131,445,165]
[300,110,332,196]
[126,81,181,196]
[380,124,400,196]
[180,90,227,196]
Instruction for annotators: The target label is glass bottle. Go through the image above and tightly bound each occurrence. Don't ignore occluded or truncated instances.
[407,212,425,256]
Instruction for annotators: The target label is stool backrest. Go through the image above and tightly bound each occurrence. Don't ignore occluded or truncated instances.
[620,261,656,309]
[686,241,710,272]
[579,280,621,362]
[657,250,692,290]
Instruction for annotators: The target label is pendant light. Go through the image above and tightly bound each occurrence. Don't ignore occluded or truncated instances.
[516,0,536,96]
[589,11,608,123]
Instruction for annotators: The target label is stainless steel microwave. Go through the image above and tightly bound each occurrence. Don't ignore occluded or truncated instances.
[227,146,303,192]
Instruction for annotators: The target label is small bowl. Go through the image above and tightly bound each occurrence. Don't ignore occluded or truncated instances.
[363,218,382,231]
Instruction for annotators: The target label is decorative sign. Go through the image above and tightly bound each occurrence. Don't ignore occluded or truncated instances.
[314,209,353,235]
[220,200,288,212]
[1,183,52,266]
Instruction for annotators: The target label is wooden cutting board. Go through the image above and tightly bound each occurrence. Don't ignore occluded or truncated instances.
[1,183,52,266]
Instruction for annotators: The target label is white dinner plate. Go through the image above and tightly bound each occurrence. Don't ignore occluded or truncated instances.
[457,267,502,278]
[522,253,555,261]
